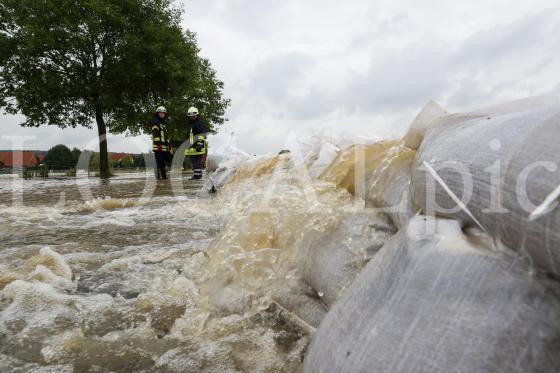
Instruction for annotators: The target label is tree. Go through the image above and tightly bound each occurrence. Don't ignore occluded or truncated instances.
[71,147,81,166]
[0,0,229,178]
[44,144,74,169]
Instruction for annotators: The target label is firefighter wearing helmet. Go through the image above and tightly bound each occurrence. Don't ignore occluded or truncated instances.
[185,106,208,180]
[151,106,170,180]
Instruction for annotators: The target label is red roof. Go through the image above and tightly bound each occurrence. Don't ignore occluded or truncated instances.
[0,151,40,168]
[111,153,131,161]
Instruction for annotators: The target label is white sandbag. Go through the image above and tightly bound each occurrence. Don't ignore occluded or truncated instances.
[304,216,560,373]
[402,100,448,149]
[206,134,251,192]
[206,162,237,192]
[270,279,327,329]
[412,97,560,274]
[298,211,394,307]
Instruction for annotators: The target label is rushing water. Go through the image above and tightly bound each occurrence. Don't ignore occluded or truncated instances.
[0,168,314,372]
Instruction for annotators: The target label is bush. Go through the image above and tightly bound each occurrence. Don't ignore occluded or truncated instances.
[44,145,74,170]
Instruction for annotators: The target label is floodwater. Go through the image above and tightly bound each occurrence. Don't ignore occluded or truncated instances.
[0,168,314,372]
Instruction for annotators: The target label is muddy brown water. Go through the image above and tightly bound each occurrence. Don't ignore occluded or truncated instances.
[0,172,309,372]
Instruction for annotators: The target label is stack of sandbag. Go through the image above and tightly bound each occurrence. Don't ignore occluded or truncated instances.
[412,96,560,274]
[297,211,395,307]
[305,216,560,372]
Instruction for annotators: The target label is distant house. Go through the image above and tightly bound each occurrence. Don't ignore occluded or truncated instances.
[111,152,129,162]
[0,151,41,172]
[111,152,134,168]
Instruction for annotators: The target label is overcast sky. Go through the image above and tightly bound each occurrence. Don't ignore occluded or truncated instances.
[1,0,559,154]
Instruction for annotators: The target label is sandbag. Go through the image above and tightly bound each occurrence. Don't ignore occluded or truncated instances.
[298,212,395,307]
[412,98,560,274]
[304,216,560,373]
[402,100,448,149]
[319,141,400,197]
[270,279,328,329]
[365,145,417,229]
[205,133,251,191]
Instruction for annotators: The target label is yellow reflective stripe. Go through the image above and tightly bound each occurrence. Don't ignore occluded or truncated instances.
[152,124,167,146]
[185,129,207,155]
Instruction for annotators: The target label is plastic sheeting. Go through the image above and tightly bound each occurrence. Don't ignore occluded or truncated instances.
[402,100,448,150]
[298,212,395,307]
[365,145,417,229]
[304,216,560,373]
[412,97,560,274]
[308,142,340,179]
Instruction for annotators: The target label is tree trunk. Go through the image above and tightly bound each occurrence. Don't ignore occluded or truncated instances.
[95,107,111,178]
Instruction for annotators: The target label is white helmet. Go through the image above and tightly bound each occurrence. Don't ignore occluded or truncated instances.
[156,106,167,113]
[187,107,199,117]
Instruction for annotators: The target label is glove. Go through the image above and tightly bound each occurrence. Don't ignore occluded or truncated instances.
[157,144,163,151]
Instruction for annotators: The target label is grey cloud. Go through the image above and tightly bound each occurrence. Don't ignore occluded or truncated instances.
[188,0,289,39]
[341,44,452,113]
[336,9,560,115]
[249,52,315,102]
[455,11,558,65]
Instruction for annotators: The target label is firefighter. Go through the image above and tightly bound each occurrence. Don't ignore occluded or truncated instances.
[185,107,207,180]
[151,106,170,180]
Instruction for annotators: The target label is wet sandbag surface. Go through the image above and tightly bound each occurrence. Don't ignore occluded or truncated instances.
[304,216,560,373]
[298,211,395,307]
[412,99,560,274]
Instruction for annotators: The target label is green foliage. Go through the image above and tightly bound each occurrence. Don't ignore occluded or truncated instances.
[132,153,146,168]
[0,0,229,176]
[120,155,134,168]
[71,147,81,166]
[87,151,100,170]
[44,144,74,169]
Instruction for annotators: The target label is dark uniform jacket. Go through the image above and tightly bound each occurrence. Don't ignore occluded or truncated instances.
[151,117,170,152]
